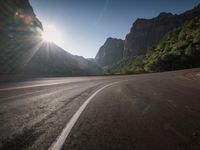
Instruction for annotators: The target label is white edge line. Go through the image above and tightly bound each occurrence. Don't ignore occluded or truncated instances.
[48,81,119,150]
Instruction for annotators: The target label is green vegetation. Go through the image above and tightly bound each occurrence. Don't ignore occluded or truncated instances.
[104,56,146,74]
[105,17,200,74]
[145,17,200,72]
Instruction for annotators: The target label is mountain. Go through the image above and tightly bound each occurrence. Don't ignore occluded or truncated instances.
[22,44,103,75]
[95,38,124,67]
[123,4,200,58]
[95,4,200,73]
[106,17,200,74]
[144,17,200,72]
[0,0,102,76]
[95,4,200,68]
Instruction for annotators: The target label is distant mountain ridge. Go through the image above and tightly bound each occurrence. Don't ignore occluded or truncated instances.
[0,0,102,76]
[95,4,200,67]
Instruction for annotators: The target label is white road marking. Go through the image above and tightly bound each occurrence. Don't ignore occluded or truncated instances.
[48,81,119,150]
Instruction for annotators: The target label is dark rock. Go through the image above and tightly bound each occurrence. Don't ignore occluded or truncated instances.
[95,38,124,67]
[123,4,200,58]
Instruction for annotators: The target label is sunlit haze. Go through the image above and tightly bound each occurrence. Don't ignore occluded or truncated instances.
[30,0,200,58]
[42,24,63,46]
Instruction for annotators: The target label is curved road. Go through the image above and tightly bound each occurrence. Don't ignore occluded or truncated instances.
[0,69,200,150]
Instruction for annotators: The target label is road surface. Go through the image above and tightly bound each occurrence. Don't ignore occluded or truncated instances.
[0,69,200,150]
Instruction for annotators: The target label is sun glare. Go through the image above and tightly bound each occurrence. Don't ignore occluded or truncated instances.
[42,25,63,45]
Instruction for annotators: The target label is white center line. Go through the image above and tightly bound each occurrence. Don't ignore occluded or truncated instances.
[48,81,119,150]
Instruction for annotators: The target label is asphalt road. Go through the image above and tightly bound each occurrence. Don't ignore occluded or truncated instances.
[1,69,200,150]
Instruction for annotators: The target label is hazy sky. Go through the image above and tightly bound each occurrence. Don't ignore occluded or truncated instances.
[30,0,200,58]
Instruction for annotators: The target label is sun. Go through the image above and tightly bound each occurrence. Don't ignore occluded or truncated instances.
[42,25,63,45]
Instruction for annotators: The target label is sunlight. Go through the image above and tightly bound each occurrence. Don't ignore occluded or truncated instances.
[42,24,63,46]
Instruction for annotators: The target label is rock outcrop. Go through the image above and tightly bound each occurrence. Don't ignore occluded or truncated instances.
[0,0,102,75]
[95,4,200,67]
[123,4,200,58]
[95,38,124,67]
[0,0,43,41]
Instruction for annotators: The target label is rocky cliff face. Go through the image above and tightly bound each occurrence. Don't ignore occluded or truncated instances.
[0,0,43,74]
[0,0,43,36]
[123,4,200,58]
[95,38,124,67]
[0,0,102,75]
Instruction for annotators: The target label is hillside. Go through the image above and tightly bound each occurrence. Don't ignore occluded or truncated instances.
[124,4,200,58]
[145,17,200,72]
[95,4,200,68]
[0,0,102,76]
[106,18,200,74]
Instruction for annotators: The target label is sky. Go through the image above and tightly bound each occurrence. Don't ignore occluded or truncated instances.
[30,0,200,58]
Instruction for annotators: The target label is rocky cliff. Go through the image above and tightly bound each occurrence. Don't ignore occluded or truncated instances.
[95,38,124,67]
[0,0,102,75]
[0,0,43,41]
[123,4,200,58]
[106,17,200,74]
